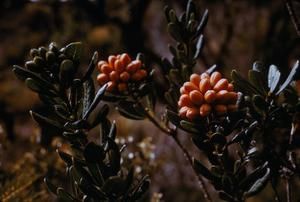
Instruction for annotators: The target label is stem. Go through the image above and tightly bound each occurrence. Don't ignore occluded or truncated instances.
[286,177,291,202]
[139,103,212,202]
[286,0,300,37]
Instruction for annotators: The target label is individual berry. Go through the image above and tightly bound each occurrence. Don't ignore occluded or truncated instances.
[179,106,189,118]
[200,104,212,117]
[200,72,209,79]
[114,59,125,72]
[210,71,222,86]
[215,105,227,115]
[190,74,201,86]
[204,90,216,103]
[227,83,234,92]
[186,108,198,120]
[179,94,193,107]
[189,90,204,105]
[109,71,119,81]
[183,82,199,93]
[120,72,130,82]
[108,55,117,67]
[213,78,228,92]
[199,78,212,93]
[97,73,109,85]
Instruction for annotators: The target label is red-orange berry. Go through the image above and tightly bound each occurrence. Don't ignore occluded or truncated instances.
[126,60,141,73]
[120,53,131,66]
[204,90,216,103]
[107,81,116,92]
[227,83,234,92]
[215,90,228,103]
[183,82,198,93]
[210,71,222,86]
[215,105,227,115]
[179,106,189,118]
[189,90,203,105]
[114,59,125,73]
[186,108,198,120]
[199,78,212,93]
[108,55,117,67]
[101,64,113,74]
[97,73,109,85]
[213,78,228,92]
[179,94,193,107]
[200,72,209,79]
[180,87,188,94]
[200,104,212,117]
[227,104,238,112]
[109,71,119,81]
[120,71,130,82]
[190,74,201,86]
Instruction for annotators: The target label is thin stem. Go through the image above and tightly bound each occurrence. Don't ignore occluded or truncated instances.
[138,102,212,202]
[286,177,291,202]
[286,0,300,37]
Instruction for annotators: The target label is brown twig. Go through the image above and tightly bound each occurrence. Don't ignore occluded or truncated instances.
[286,0,300,36]
[139,103,212,202]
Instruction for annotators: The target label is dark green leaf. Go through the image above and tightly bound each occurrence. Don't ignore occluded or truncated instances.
[83,84,107,120]
[30,110,63,130]
[244,168,270,198]
[57,150,73,166]
[231,70,260,95]
[248,70,266,95]
[57,187,75,201]
[82,78,95,118]
[117,100,145,120]
[44,178,57,194]
[64,42,83,61]
[102,176,127,196]
[193,35,204,59]
[81,52,98,82]
[168,23,183,42]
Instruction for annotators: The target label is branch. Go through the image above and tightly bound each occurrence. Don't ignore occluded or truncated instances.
[286,0,300,36]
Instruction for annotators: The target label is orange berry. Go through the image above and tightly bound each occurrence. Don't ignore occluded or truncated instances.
[227,83,234,92]
[180,87,188,94]
[179,94,193,107]
[108,55,117,67]
[97,73,109,85]
[118,83,127,92]
[120,53,131,66]
[204,90,216,103]
[131,69,147,81]
[138,69,147,79]
[107,81,116,92]
[210,72,222,86]
[215,90,228,103]
[199,78,212,93]
[200,104,212,117]
[183,82,199,93]
[190,74,201,86]
[215,105,227,115]
[213,78,228,92]
[101,64,113,74]
[226,92,238,103]
[109,71,119,81]
[114,59,125,72]
[179,106,189,118]
[200,72,210,79]
[227,104,238,112]
[97,61,107,71]
[126,60,141,73]
[189,90,204,105]
[120,71,130,82]
[186,108,199,120]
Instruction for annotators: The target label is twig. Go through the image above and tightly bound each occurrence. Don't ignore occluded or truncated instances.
[286,0,300,36]
[139,103,212,202]
[286,177,292,202]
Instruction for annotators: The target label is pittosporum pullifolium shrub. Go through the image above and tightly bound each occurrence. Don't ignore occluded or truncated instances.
[13,0,300,201]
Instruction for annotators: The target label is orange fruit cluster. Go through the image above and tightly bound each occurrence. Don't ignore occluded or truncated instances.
[96,53,147,92]
[178,72,238,120]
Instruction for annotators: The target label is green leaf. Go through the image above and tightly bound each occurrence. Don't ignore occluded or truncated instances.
[30,111,63,130]
[82,78,95,118]
[102,176,127,196]
[268,65,281,93]
[276,60,299,95]
[79,178,107,200]
[244,168,270,198]
[180,120,203,134]
[57,187,75,201]
[196,9,209,35]
[64,42,83,61]
[82,52,98,82]
[84,142,105,163]
[44,178,57,194]
[168,23,183,42]
[57,150,73,166]
[116,100,145,120]
[248,70,266,95]
[13,65,57,91]
[87,104,109,128]
[193,158,214,180]
[231,70,259,95]
[83,84,107,120]
[166,110,181,126]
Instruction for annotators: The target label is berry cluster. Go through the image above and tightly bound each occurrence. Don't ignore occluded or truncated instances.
[178,72,238,120]
[97,53,147,93]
